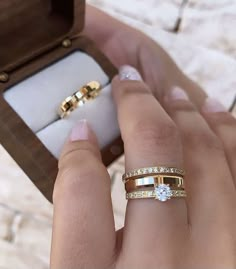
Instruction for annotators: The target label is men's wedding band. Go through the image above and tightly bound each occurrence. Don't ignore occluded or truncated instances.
[59,81,101,118]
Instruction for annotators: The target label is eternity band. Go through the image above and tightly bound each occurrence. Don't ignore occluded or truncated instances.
[126,187,187,202]
[123,166,185,182]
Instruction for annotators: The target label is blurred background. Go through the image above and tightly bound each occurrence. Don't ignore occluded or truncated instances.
[0,0,235,268]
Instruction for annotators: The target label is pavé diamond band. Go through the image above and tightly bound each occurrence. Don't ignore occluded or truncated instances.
[122,166,185,183]
[59,81,101,118]
[125,175,185,192]
[126,187,187,201]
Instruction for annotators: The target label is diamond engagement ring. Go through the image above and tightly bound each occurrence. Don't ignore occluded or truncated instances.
[123,166,186,202]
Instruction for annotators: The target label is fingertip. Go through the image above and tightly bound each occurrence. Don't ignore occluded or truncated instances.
[111,74,120,87]
[119,65,143,81]
[60,120,101,166]
[70,119,90,142]
[112,65,150,103]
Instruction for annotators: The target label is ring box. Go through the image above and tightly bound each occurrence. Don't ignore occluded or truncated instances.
[0,0,123,202]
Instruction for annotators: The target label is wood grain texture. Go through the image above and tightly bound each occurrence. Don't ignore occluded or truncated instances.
[0,0,123,203]
[0,0,85,73]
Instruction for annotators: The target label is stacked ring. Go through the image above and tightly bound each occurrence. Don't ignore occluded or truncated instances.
[59,81,101,118]
[122,166,185,183]
[123,166,186,202]
[125,175,184,192]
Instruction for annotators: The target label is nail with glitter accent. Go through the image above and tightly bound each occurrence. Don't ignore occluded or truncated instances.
[119,65,143,81]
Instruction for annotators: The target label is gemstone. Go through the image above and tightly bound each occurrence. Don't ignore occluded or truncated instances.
[155,184,172,202]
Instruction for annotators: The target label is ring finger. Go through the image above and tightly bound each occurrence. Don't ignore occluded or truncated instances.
[112,66,188,255]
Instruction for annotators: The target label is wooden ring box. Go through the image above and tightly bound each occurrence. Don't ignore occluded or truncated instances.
[0,0,123,202]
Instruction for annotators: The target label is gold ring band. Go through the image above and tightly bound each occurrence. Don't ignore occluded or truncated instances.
[122,166,185,183]
[59,81,101,118]
[125,175,184,192]
[126,189,186,201]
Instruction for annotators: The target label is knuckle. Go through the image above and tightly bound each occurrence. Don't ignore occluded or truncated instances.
[130,119,180,148]
[118,82,150,101]
[185,127,224,153]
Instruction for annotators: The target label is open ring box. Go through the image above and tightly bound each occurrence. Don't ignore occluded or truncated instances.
[0,0,123,202]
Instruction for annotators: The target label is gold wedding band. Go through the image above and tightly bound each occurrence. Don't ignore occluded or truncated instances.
[59,81,101,118]
[122,166,185,183]
[125,175,184,192]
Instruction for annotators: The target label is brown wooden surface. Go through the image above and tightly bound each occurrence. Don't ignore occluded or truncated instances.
[0,0,123,203]
[0,0,85,73]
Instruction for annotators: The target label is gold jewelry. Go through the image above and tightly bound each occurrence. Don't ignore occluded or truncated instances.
[126,188,186,201]
[125,175,184,192]
[122,166,185,183]
[59,81,101,118]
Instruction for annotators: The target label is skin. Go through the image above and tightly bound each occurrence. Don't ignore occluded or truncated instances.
[50,6,236,269]
[83,5,207,108]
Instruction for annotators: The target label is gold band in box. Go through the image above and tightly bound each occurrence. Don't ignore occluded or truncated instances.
[59,81,101,118]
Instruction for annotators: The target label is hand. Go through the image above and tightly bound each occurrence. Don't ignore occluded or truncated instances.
[50,66,236,269]
[84,5,207,108]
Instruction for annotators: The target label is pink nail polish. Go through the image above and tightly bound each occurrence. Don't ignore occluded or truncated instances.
[170,86,189,101]
[119,65,142,81]
[70,120,89,142]
[203,97,227,113]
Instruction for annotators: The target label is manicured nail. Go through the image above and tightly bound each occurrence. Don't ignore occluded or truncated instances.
[203,97,227,113]
[70,120,90,142]
[119,65,142,81]
[169,86,189,101]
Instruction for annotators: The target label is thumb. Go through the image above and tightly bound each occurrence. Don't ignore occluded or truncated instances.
[51,120,116,269]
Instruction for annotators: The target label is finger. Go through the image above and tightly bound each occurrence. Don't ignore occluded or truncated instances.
[112,66,188,254]
[85,6,207,110]
[164,87,235,230]
[50,120,116,269]
[201,98,236,185]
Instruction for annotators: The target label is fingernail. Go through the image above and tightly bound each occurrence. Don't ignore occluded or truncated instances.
[119,65,142,81]
[203,97,227,113]
[169,86,189,101]
[70,120,89,142]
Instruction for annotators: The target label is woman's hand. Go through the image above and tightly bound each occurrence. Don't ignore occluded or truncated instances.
[50,66,236,269]
[84,5,207,108]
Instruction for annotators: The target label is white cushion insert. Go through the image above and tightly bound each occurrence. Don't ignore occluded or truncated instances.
[3,51,109,132]
[37,84,119,159]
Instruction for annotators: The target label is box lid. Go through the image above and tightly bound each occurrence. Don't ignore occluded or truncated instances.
[0,0,85,73]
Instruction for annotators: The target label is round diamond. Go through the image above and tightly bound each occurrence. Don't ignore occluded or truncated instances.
[155,184,172,202]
